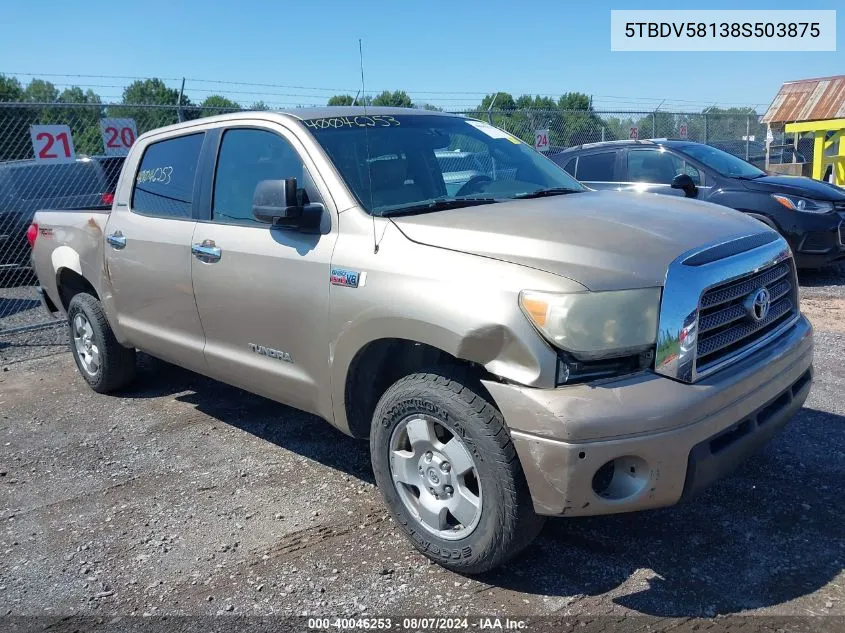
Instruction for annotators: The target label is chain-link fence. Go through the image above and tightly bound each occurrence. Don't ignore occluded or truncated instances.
[0,103,240,350]
[0,102,777,353]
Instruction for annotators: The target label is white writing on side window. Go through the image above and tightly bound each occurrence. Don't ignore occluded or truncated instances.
[136,166,173,185]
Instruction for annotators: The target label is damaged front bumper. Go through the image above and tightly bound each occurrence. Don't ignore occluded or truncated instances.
[482,315,813,517]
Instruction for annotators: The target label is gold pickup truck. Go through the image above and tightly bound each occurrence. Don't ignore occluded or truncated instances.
[30,108,813,573]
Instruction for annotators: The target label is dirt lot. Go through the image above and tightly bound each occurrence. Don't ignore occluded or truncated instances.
[0,271,843,623]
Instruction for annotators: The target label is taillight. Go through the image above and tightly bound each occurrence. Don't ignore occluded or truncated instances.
[26,223,38,248]
[101,192,115,205]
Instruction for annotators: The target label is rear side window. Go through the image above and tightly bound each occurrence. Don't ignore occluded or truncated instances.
[132,133,204,218]
[575,152,615,181]
[562,157,577,176]
[8,162,106,202]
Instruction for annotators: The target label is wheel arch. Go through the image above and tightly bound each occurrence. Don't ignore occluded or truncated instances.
[55,267,99,311]
[339,335,492,439]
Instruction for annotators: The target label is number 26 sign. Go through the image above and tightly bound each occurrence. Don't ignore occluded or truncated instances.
[30,125,77,163]
[100,118,138,156]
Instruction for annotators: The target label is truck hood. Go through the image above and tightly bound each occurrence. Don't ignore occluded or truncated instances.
[740,174,845,201]
[390,190,773,291]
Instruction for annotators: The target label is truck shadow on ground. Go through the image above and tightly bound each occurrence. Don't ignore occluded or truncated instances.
[124,354,375,484]
[121,357,843,617]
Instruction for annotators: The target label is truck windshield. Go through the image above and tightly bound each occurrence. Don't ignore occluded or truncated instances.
[681,143,766,179]
[304,114,585,216]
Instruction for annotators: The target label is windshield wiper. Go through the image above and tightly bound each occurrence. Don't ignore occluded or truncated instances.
[513,187,582,199]
[380,198,499,217]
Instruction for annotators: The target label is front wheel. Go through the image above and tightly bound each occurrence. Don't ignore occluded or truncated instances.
[370,369,544,573]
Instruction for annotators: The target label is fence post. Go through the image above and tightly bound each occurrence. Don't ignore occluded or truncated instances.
[651,112,656,139]
[745,113,751,161]
[486,92,499,125]
[177,77,186,123]
[704,113,708,145]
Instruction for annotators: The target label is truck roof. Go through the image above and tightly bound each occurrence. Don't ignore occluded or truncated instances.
[141,107,461,140]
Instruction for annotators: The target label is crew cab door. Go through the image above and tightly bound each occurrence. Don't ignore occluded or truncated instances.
[190,124,338,416]
[104,131,208,372]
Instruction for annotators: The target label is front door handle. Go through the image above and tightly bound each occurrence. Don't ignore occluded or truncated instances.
[192,239,222,262]
[106,231,126,249]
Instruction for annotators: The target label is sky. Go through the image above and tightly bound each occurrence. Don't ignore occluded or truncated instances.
[1,0,842,112]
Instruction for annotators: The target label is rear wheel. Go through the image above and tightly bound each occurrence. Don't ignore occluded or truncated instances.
[67,293,136,393]
[370,368,544,573]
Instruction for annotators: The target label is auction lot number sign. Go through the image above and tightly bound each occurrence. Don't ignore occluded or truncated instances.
[30,118,138,162]
[30,125,77,163]
[99,118,138,156]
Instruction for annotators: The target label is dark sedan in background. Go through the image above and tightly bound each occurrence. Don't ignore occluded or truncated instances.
[550,139,845,269]
[0,156,123,285]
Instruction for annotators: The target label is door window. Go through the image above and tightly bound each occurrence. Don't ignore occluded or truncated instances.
[575,152,615,181]
[132,133,204,218]
[212,128,317,225]
[627,149,700,185]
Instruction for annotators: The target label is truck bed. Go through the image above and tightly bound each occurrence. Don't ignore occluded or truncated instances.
[30,207,111,315]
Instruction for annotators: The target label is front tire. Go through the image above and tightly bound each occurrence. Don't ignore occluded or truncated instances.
[370,368,544,573]
[67,293,136,393]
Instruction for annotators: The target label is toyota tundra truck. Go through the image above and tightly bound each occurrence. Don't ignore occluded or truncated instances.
[29,108,814,573]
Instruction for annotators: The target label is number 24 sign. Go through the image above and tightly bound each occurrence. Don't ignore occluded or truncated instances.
[100,118,138,156]
[534,129,550,152]
[30,125,76,163]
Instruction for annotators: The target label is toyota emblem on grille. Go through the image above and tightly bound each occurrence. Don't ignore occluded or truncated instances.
[745,287,771,322]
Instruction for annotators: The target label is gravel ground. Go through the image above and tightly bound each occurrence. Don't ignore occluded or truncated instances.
[0,275,843,623]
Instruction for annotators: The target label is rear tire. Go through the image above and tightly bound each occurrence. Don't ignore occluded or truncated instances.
[67,293,136,393]
[370,367,544,574]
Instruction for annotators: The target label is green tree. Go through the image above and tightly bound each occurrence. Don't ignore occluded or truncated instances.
[479,92,516,111]
[558,92,591,110]
[0,75,30,160]
[701,106,761,142]
[48,86,104,155]
[200,95,241,111]
[419,103,443,111]
[0,74,23,102]
[476,91,610,147]
[249,101,270,111]
[371,90,413,108]
[23,79,58,103]
[0,77,106,160]
[327,94,356,106]
[111,78,191,132]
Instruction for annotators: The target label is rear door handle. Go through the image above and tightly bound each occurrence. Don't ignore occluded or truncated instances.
[192,239,222,262]
[106,231,126,249]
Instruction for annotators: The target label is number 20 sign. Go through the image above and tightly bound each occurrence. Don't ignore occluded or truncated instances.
[100,118,138,156]
[30,125,77,163]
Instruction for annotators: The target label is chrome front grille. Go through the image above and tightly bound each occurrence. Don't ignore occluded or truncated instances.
[655,234,797,383]
[696,260,798,373]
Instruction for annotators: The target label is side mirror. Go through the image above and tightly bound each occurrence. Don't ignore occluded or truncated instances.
[252,178,322,231]
[671,173,698,198]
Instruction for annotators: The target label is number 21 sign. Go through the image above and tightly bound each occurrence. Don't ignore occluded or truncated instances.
[30,125,76,163]
[100,118,138,156]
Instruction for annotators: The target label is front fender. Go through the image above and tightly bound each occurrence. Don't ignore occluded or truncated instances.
[327,242,578,434]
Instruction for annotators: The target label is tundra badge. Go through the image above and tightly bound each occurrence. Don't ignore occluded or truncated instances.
[248,343,293,363]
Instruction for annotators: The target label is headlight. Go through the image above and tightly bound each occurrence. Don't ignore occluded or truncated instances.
[772,194,834,214]
[519,288,660,360]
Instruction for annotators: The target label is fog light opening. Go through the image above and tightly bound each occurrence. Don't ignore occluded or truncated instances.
[591,456,650,500]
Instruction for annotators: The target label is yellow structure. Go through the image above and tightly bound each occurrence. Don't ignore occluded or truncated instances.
[784,119,845,185]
